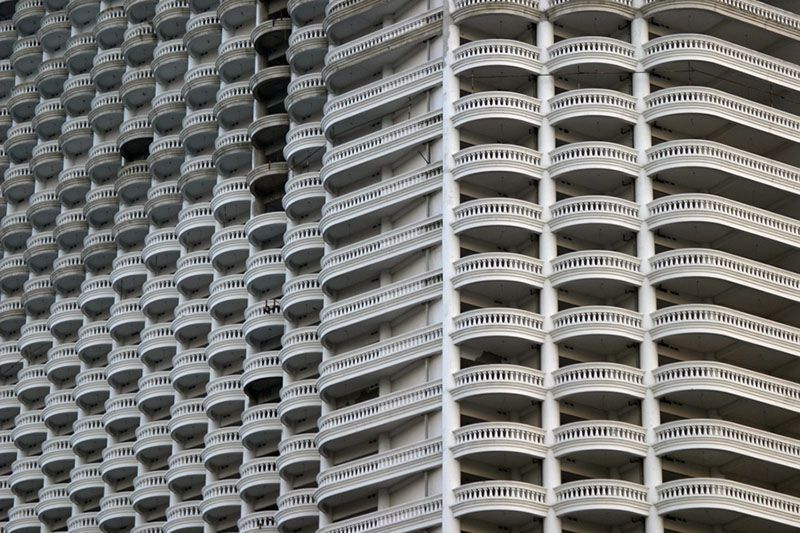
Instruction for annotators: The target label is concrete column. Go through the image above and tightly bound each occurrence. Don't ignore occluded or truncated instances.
[631,9,664,533]
[439,0,461,530]
[537,15,562,533]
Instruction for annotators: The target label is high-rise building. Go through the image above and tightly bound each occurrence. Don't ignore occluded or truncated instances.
[0,0,798,531]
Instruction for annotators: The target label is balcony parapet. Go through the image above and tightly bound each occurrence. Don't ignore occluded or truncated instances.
[452,308,544,345]
[653,361,800,413]
[552,306,643,343]
[319,325,439,398]
[555,479,649,517]
[454,91,541,128]
[319,495,441,533]
[550,141,638,179]
[454,252,543,289]
[551,195,639,231]
[547,0,634,19]
[316,438,442,504]
[453,421,545,459]
[319,271,443,344]
[453,481,547,519]
[317,381,442,452]
[454,39,540,76]
[549,88,635,124]
[552,250,642,287]
[554,420,647,457]
[644,87,800,142]
[641,0,800,40]
[548,36,635,72]
[454,198,543,235]
[553,362,645,399]
[652,304,800,357]
[453,364,544,401]
[656,477,800,528]
[453,144,542,183]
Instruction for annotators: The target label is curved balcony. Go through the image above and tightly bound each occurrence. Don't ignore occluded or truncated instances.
[118,117,154,160]
[644,33,800,93]
[553,363,645,400]
[147,136,183,179]
[151,90,186,134]
[652,304,800,357]
[145,180,182,224]
[3,165,34,204]
[94,6,126,48]
[24,232,58,270]
[122,23,156,67]
[75,322,112,363]
[202,374,246,420]
[68,465,103,506]
[452,364,544,407]
[317,496,440,533]
[550,195,639,237]
[241,351,280,393]
[66,0,100,25]
[549,142,638,189]
[452,144,539,194]
[453,252,543,294]
[275,489,316,530]
[36,484,71,525]
[319,271,443,344]
[88,93,123,134]
[105,348,142,390]
[91,48,125,92]
[113,206,148,248]
[656,477,800,529]
[244,249,284,295]
[284,123,325,167]
[81,229,117,272]
[645,139,800,195]
[0,297,24,336]
[655,418,800,470]
[248,113,290,150]
[215,36,254,82]
[551,251,642,292]
[136,371,174,415]
[67,513,100,533]
[45,343,79,384]
[0,215,32,252]
[453,91,541,139]
[206,325,245,371]
[549,36,635,75]
[13,0,45,36]
[286,24,326,73]
[85,143,121,186]
[184,12,220,56]
[133,421,171,463]
[452,308,544,352]
[132,472,169,514]
[653,360,800,413]
[453,481,546,525]
[286,73,325,121]
[10,36,42,77]
[200,481,240,525]
[166,450,204,496]
[278,380,320,424]
[8,83,39,122]
[70,416,106,457]
[153,39,188,83]
[318,325,439,399]
[57,166,91,206]
[30,143,63,185]
[64,34,96,75]
[323,9,442,91]
[282,275,322,320]
[100,443,136,484]
[142,228,180,270]
[208,275,248,320]
[241,403,281,450]
[321,111,442,190]
[180,155,216,200]
[169,350,208,394]
[246,213,287,249]
[73,368,108,410]
[169,399,207,445]
[180,109,217,155]
[213,82,252,131]
[19,320,53,359]
[174,251,213,297]
[165,502,203,533]
[213,128,251,175]
[238,457,279,503]
[453,198,543,245]
[211,177,249,223]
[11,411,46,450]
[115,161,150,204]
[172,299,211,343]
[15,365,49,405]
[32,99,65,142]
[641,0,800,39]
[182,64,219,108]
[21,277,55,316]
[317,381,442,452]
[282,172,323,220]
[5,123,37,163]
[107,298,145,341]
[250,64,290,105]
[120,67,155,110]
[554,479,649,520]
[78,276,118,323]
[97,493,134,533]
[276,433,317,477]
[60,117,93,158]
[111,253,147,293]
[317,439,440,508]
[140,276,179,318]
[547,0,634,19]
[554,420,647,460]
[550,88,636,127]
[6,504,39,533]
[551,306,643,346]
[42,391,78,432]
[454,40,540,88]
[644,86,800,143]
[453,422,546,461]
[154,0,189,39]
[47,299,83,341]
[50,254,83,295]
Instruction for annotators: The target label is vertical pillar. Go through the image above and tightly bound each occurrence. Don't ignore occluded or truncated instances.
[631,6,664,532]
[440,0,461,529]
[536,11,561,533]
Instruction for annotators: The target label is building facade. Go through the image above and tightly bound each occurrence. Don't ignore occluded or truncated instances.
[0,0,797,531]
